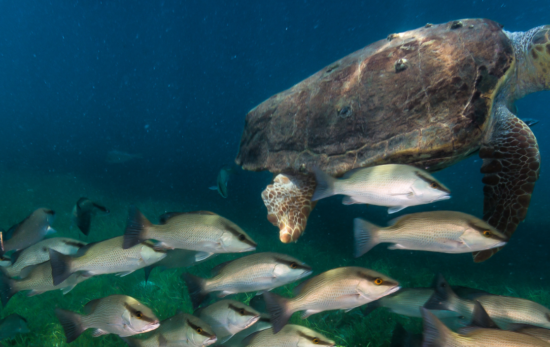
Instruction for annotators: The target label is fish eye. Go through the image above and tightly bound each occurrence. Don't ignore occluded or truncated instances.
[196,327,203,334]
[374,278,384,285]
[483,230,492,237]
[430,182,438,189]
[238,308,245,315]
[136,311,143,319]
[238,234,246,241]
[289,262,298,269]
[312,338,320,344]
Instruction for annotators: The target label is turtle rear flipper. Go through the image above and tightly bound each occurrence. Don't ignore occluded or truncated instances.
[474,105,540,262]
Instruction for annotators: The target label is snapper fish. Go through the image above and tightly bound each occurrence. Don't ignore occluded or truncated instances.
[196,299,260,343]
[241,324,335,347]
[72,197,109,236]
[353,211,508,257]
[424,274,550,330]
[421,302,550,346]
[209,164,236,198]
[263,266,400,333]
[49,236,166,286]
[55,295,159,343]
[182,252,311,309]
[1,237,86,278]
[1,208,56,254]
[312,164,450,214]
[123,207,256,254]
[122,312,217,347]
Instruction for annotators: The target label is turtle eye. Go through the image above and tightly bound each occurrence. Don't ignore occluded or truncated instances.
[312,338,320,344]
[289,262,298,269]
[238,234,246,241]
[374,278,384,285]
[483,230,492,237]
[238,308,245,315]
[136,311,143,319]
[196,327,203,334]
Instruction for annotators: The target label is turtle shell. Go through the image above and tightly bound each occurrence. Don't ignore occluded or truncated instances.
[236,19,514,176]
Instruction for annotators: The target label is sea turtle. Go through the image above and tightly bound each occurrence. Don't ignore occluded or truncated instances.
[235,19,548,262]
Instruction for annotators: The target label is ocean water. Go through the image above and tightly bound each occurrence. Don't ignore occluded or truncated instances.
[0,0,550,346]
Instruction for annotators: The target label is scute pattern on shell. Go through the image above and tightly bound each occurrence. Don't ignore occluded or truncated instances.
[261,174,316,243]
[474,105,540,262]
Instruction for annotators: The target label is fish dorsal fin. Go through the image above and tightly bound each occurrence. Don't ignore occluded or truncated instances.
[75,242,98,257]
[470,301,499,329]
[76,197,89,211]
[10,248,25,264]
[159,211,216,224]
[5,222,21,241]
[211,260,233,276]
[83,299,101,315]
[452,286,490,300]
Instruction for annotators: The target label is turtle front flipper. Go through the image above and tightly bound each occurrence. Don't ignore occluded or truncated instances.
[262,173,317,243]
[474,105,540,262]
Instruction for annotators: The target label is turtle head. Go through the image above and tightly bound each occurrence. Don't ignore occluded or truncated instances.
[514,25,550,96]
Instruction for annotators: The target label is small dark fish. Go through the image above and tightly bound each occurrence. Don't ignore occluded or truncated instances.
[72,197,109,236]
[143,249,216,283]
[0,314,29,340]
[106,150,142,164]
[1,208,56,254]
[522,118,539,127]
[208,165,235,198]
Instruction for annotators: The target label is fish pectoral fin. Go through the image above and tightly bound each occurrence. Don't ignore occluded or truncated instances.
[194,252,214,262]
[27,290,46,297]
[153,242,174,251]
[46,227,57,235]
[61,285,77,295]
[301,310,322,319]
[342,196,361,205]
[217,291,233,298]
[116,271,134,277]
[387,244,407,250]
[388,206,407,214]
[208,186,218,191]
[92,329,110,337]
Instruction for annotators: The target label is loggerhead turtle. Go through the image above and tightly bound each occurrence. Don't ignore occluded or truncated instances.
[235,19,548,262]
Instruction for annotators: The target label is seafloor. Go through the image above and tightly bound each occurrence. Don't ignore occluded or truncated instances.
[1,154,549,347]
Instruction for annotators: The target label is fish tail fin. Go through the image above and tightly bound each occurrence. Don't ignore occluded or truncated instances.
[123,206,152,249]
[311,167,337,201]
[49,249,74,286]
[182,273,209,310]
[55,308,86,343]
[263,291,293,333]
[421,308,454,347]
[0,271,15,307]
[423,274,459,312]
[353,218,381,257]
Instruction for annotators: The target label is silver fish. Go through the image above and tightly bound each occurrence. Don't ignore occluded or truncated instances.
[0,261,90,306]
[72,197,109,236]
[421,302,550,346]
[241,325,335,347]
[312,164,450,214]
[208,165,235,198]
[0,314,29,340]
[49,236,166,285]
[354,211,508,257]
[122,312,217,347]
[55,295,160,343]
[106,150,142,163]
[425,275,550,330]
[224,313,271,347]
[182,252,312,309]
[2,237,86,278]
[197,299,260,343]
[123,207,257,254]
[143,249,216,283]
[263,266,400,333]
[1,208,56,253]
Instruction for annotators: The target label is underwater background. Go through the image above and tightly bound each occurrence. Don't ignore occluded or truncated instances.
[0,0,550,346]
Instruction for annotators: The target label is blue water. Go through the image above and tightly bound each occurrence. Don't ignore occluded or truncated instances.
[1,1,550,346]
